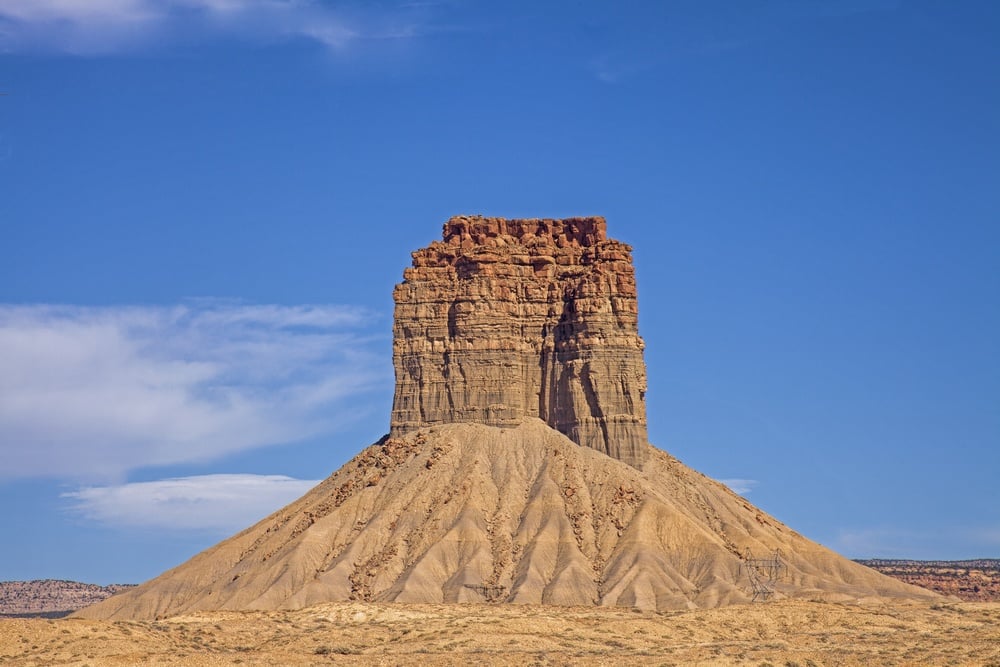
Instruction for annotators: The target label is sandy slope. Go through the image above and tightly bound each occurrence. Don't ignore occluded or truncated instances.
[77,420,936,620]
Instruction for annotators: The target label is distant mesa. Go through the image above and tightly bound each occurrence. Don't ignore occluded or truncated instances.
[856,559,1000,602]
[75,216,940,620]
[0,580,135,618]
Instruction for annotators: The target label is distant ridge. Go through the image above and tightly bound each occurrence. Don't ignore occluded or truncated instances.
[0,580,135,617]
[856,559,1000,601]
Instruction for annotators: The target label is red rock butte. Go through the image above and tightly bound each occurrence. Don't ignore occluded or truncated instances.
[391,215,648,467]
[74,215,939,620]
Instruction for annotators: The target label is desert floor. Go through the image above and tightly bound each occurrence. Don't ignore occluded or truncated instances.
[2,599,999,666]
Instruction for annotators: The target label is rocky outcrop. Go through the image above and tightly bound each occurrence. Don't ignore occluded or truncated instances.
[390,216,648,467]
[857,560,1000,601]
[0,580,135,616]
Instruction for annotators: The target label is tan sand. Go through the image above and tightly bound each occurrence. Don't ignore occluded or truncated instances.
[6,599,1000,666]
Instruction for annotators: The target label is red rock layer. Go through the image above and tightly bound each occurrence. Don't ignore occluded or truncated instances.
[390,215,648,467]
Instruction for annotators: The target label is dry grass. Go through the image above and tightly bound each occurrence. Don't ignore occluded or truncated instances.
[3,599,999,666]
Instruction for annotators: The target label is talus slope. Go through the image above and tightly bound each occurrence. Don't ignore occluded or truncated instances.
[76,420,936,620]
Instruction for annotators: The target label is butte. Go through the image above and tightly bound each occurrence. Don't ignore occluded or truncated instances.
[77,216,936,619]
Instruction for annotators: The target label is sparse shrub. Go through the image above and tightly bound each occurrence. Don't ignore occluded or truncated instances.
[315,645,360,655]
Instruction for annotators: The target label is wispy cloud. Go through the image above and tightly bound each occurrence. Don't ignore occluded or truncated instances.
[719,478,757,495]
[0,0,427,55]
[63,474,320,532]
[0,301,389,480]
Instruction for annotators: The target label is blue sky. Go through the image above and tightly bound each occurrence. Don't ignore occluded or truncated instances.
[1,0,997,584]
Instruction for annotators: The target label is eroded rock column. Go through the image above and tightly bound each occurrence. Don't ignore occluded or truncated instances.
[390,215,648,467]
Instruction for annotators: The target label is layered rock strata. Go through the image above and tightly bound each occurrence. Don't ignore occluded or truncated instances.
[390,215,648,467]
[74,218,940,621]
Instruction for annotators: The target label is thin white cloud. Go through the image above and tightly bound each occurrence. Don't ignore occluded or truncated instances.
[0,0,381,54]
[0,0,159,24]
[63,474,320,532]
[719,478,757,495]
[0,301,389,481]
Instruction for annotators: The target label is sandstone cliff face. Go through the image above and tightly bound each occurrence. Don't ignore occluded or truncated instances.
[390,215,648,467]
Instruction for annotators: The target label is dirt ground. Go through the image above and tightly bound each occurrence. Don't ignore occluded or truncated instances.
[2,599,998,666]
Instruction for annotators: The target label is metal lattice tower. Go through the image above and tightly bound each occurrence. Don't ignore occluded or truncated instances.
[740,548,785,602]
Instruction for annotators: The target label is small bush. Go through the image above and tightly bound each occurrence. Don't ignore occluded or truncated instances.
[314,645,360,655]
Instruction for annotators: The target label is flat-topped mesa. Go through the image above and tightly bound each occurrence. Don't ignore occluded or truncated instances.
[391,215,648,467]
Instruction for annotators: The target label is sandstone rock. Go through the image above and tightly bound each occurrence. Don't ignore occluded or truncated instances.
[0,581,135,617]
[72,216,942,622]
[390,215,648,467]
[857,559,1000,601]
